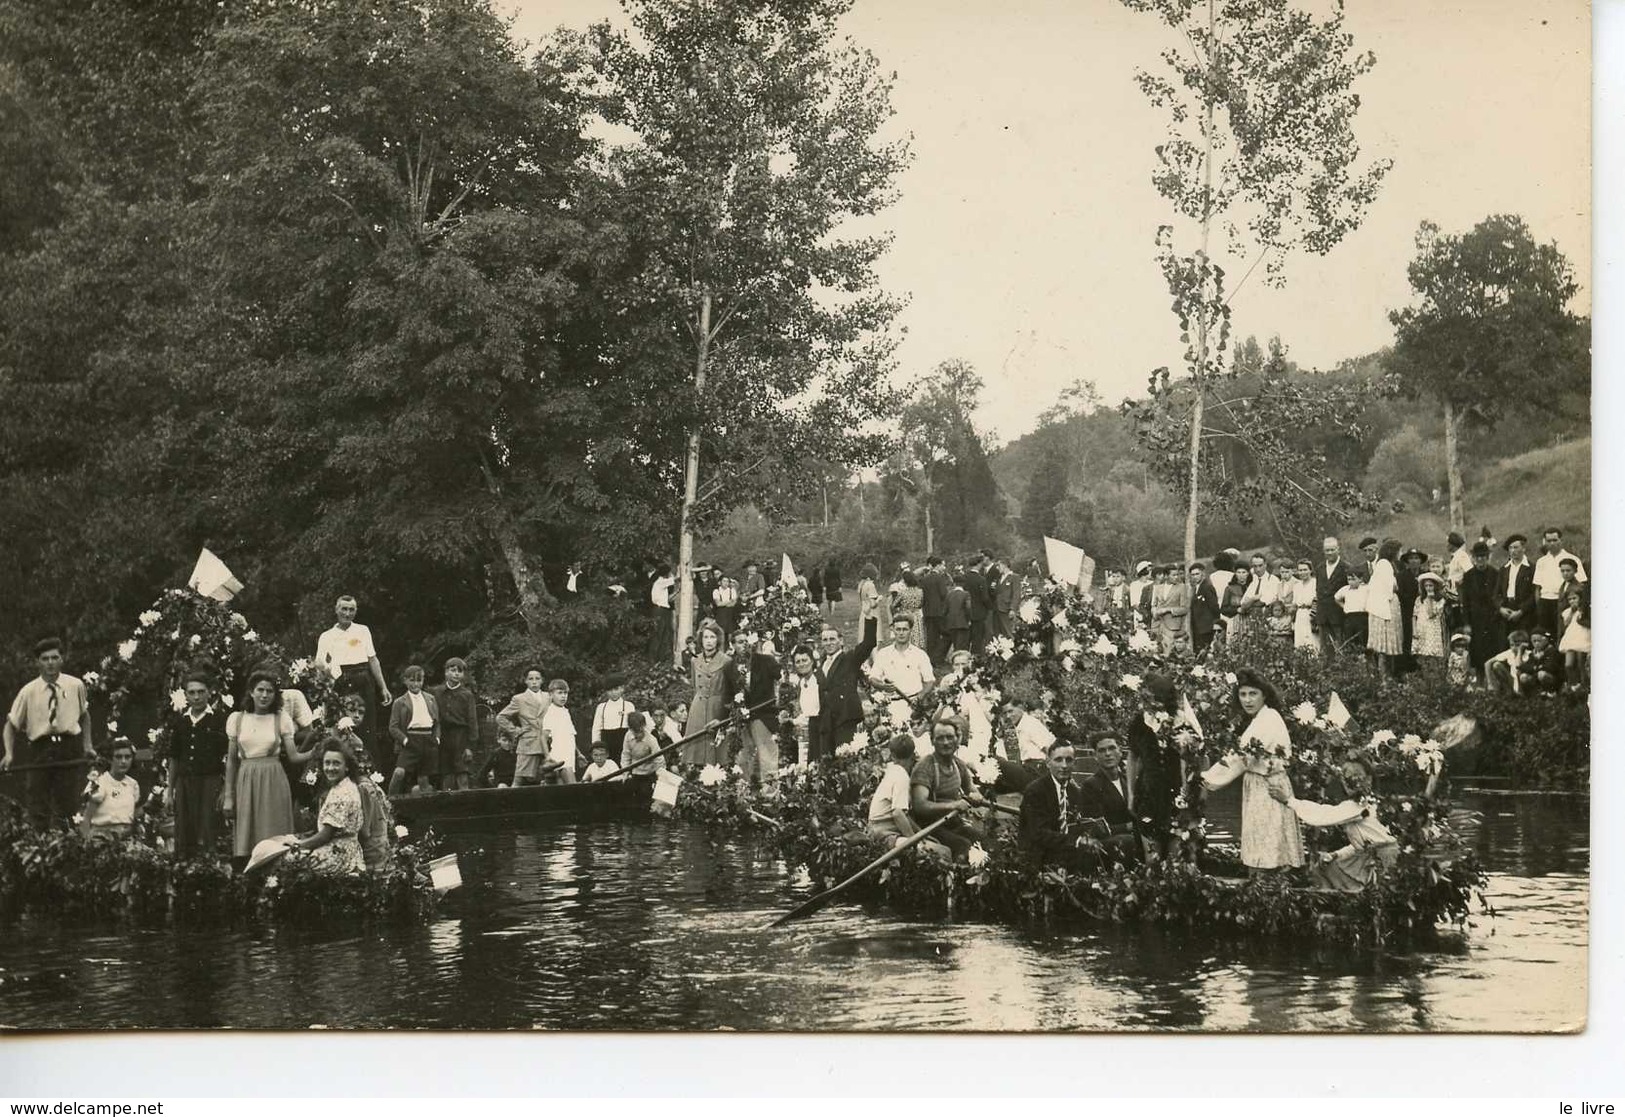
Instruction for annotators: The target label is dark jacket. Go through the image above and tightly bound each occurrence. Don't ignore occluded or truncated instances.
[1497,560,1537,627]
[167,707,230,778]
[919,567,950,619]
[1315,558,1352,632]
[817,619,878,730]
[992,569,1018,617]
[1077,769,1136,836]
[943,586,971,631]
[389,691,441,746]
[1018,773,1080,861]
[724,652,783,724]
[1189,579,1222,638]
[963,569,991,622]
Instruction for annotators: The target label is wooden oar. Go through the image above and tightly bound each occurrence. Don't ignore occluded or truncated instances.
[768,809,960,928]
[603,696,781,781]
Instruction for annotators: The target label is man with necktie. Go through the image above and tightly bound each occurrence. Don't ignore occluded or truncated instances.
[3,637,97,828]
[1018,739,1099,871]
[1077,735,1143,865]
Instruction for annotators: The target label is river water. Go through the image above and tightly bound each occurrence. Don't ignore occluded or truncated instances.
[0,791,1587,1032]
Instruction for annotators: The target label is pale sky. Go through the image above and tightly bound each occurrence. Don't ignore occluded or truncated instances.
[503,0,1591,445]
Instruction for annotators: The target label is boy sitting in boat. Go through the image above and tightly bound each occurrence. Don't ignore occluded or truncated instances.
[582,743,620,782]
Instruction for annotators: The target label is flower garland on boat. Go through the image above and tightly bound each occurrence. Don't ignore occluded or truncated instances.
[736,582,824,655]
[86,589,341,751]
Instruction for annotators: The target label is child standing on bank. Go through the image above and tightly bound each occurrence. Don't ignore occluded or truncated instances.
[388,666,440,795]
[83,739,141,840]
[431,658,479,791]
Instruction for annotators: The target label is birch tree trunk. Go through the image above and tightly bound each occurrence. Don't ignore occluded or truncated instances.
[675,292,712,667]
[1443,397,1466,534]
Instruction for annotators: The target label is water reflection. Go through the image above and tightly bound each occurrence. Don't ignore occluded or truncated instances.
[0,792,1587,1032]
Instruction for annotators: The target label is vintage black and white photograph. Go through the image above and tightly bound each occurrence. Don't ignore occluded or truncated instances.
[0,0,1590,1034]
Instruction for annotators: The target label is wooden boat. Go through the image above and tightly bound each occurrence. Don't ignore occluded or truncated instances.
[390,775,655,829]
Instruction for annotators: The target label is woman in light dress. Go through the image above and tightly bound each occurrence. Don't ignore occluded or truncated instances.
[1365,538,1404,674]
[892,570,925,650]
[857,563,885,637]
[683,619,733,767]
[282,737,367,876]
[1283,561,1319,653]
[1201,668,1304,874]
[223,669,315,869]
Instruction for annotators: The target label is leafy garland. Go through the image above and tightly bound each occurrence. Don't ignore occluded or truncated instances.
[736,582,825,655]
[86,588,340,752]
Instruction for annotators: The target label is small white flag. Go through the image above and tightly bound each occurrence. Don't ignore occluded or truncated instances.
[779,552,798,587]
[1042,536,1088,588]
[188,547,244,602]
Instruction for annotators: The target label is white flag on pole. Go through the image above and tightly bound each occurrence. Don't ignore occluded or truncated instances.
[780,552,799,587]
[188,547,244,602]
[1042,536,1087,588]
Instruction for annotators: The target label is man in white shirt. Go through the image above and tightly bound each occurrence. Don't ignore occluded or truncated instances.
[864,617,935,721]
[649,563,676,661]
[1444,531,1473,594]
[316,595,392,770]
[1006,696,1056,762]
[1532,527,1587,637]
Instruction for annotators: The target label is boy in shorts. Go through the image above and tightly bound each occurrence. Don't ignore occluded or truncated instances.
[388,665,440,795]
[431,657,479,790]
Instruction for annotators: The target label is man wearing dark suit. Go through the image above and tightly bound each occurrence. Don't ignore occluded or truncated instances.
[989,560,1018,638]
[963,556,992,653]
[942,575,972,653]
[1075,735,1142,865]
[1018,739,1096,872]
[1187,562,1222,658]
[814,617,878,755]
[1315,536,1353,655]
[1496,534,1537,651]
[917,555,950,664]
[725,630,784,782]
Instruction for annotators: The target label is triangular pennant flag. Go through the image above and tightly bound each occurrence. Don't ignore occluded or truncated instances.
[1043,536,1087,588]
[779,552,798,587]
[1325,691,1352,730]
[188,547,244,602]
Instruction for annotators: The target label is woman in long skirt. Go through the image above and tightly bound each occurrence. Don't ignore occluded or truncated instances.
[1201,668,1304,874]
[223,669,314,869]
[893,570,925,649]
[1365,539,1404,674]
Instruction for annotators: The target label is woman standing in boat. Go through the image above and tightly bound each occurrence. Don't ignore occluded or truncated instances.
[1200,668,1304,874]
[683,619,732,768]
[223,670,315,872]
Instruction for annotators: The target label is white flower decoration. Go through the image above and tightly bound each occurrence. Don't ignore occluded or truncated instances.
[1018,598,1042,625]
[966,843,991,868]
[1399,734,1424,754]
[106,719,119,733]
[395,825,409,839]
[1370,729,1396,748]
[230,612,248,629]
[1291,701,1319,726]
[290,657,312,678]
[1224,672,1238,685]
[988,636,1016,661]
[1027,642,1045,658]
[1056,637,1081,656]
[83,671,100,687]
[369,771,385,784]
[72,813,85,826]
[1088,635,1117,656]
[698,764,727,787]
[1127,629,1157,654]
[169,689,187,711]
[117,639,139,662]
[1120,674,1143,692]
[1060,655,1075,672]
[188,634,202,648]
[1173,794,1189,810]
[1052,609,1071,630]
[731,764,744,776]
[243,630,259,643]
[147,728,162,744]
[221,694,234,708]
[974,756,1003,786]
[264,875,279,889]
[138,610,161,629]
